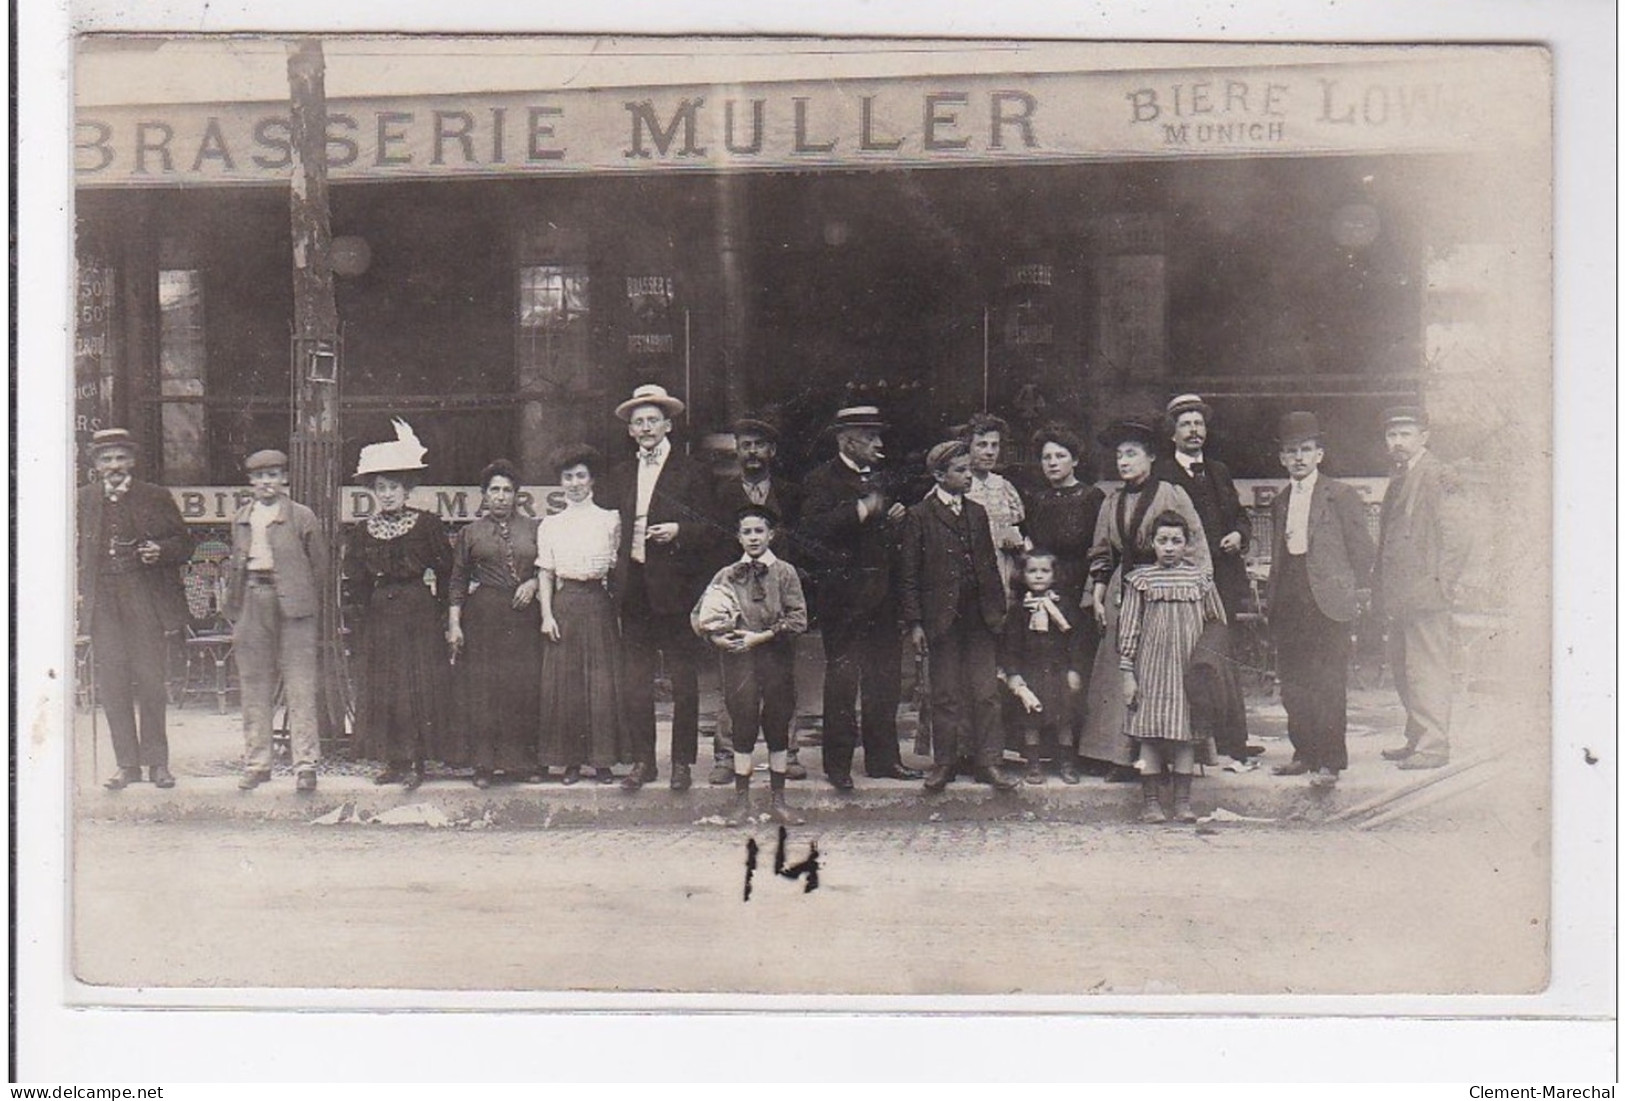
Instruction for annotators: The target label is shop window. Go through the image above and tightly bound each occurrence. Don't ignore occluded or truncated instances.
[157,269,208,482]
[516,264,591,393]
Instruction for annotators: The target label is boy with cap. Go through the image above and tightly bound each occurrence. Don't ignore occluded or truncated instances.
[1375,406,1468,769]
[1265,412,1375,787]
[899,440,1018,792]
[223,449,328,791]
[75,428,194,790]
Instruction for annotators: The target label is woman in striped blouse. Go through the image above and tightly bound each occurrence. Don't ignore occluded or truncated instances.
[1118,511,1226,824]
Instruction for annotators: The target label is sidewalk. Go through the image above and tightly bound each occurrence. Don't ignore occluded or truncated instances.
[70,676,1537,829]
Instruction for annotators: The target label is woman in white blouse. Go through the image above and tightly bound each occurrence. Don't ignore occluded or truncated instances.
[536,444,629,783]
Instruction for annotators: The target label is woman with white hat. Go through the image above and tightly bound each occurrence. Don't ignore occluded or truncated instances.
[344,419,457,790]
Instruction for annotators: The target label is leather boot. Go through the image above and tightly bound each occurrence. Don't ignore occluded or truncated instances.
[1172,773,1197,823]
[1140,774,1168,823]
[768,771,803,826]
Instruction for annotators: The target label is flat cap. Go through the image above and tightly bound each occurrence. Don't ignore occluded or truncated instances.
[925,438,971,471]
[1381,405,1430,430]
[244,449,289,472]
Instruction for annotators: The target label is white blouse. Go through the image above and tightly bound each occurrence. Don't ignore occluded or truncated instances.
[536,498,621,582]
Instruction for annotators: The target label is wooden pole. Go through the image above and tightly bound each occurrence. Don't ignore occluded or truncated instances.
[285,39,348,746]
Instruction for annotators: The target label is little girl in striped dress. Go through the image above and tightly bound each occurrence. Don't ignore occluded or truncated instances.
[1118,511,1226,823]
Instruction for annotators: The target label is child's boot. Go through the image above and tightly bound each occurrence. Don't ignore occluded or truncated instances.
[726,773,752,827]
[1140,773,1168,823]
[1171,773,1198,823]
[1024,747,1045,785]
[768,770,803,826]
[1057,747,1081,785]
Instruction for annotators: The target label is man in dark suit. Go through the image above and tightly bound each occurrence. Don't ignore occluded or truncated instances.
[1265,412,1376,787]
[799,405,922,790]
[899,440,1018,793]
[1153,393,1261,764]
[1375,406,1468,770]
[610,384,718,793]
[706,413,808,783]
[75,428,194,790]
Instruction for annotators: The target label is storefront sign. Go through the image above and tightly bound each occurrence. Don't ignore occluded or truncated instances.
[169,477,1390,525]
[75,55,1541,188]
[171,485,569,525]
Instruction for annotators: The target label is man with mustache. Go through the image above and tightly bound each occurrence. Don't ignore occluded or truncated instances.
[75,428,194,790]
[1375,406,1469,770]
[799,405,923,790]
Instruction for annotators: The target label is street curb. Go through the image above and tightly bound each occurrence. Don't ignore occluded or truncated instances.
[73,772,1451,829]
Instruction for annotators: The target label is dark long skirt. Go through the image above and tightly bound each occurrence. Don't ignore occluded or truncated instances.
[539,579,628,769]
[456,585,542,774]
[352,580,457,766]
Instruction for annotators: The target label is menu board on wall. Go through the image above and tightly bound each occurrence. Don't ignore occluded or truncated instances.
[74,257,116,461]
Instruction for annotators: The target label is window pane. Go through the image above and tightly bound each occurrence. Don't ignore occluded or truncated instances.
[517,264,591,391]
[158,269,207,481]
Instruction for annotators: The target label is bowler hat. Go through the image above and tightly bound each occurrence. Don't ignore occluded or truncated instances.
[615,383,686,421]
[1381,405,1430,431]
[88,428,139,456]
[1277,411,1324,448]
[1097,416,1161,450]
[826,405,888,433]
[1165,393,1214,424]
[244,448,289,473]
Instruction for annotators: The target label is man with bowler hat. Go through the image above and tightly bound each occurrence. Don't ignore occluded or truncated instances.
[223,449,327,792]
[1266,412,1375,787]
[611,384,719,793]
[75,428,194,790]
[799,405,923,790]
[1153,393,1262,764]
[707,412,808,783]
[1375,406,1468,770]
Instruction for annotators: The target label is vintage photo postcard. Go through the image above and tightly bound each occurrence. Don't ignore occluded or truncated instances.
[14,2,1616,1081]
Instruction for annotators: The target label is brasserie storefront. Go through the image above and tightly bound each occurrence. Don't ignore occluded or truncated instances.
[73,46,1543,582]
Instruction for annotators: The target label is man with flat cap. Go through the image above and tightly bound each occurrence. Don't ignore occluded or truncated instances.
[75,428,194,790]
[223,449,328,792]
[1153,393,1261,764]
[799,405,922,790]
[1375,405,1468,770]
[1266,412,1375,787]
[707,413,808,784]
[610,384,719,793]
[899,439,1018,792]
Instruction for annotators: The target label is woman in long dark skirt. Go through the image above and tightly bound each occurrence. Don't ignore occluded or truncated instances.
[1018,422,1108,775]
[344,420,457,790]
[447,460,542,788]
[536,444,628,784]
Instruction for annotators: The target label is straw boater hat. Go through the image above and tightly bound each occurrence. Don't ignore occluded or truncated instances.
[1276,411,1324,448]
[826,405,888,433]
[1165,393,1214,423]
[614,383,686,421]
[88,427,139,457]
[244,449,289,473]
[354,418,429,478]
[1380,405,1430,430]
[1097,416,1161,450]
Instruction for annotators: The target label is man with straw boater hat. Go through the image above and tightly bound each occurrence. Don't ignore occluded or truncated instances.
[610,384,719,793]
[1265,411,1375,788]
[222,448,327,793]
[75,428,194,790]
[1374,405,1468,770]
[799,404,923,790]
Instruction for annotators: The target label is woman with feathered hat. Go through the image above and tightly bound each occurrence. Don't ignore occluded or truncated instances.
[344,419,457,789]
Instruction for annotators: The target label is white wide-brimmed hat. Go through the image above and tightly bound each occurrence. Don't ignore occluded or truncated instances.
[355,418,429,478]
[614,383,686,421]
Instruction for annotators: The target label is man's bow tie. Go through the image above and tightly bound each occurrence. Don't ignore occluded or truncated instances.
[641,449,662,466]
